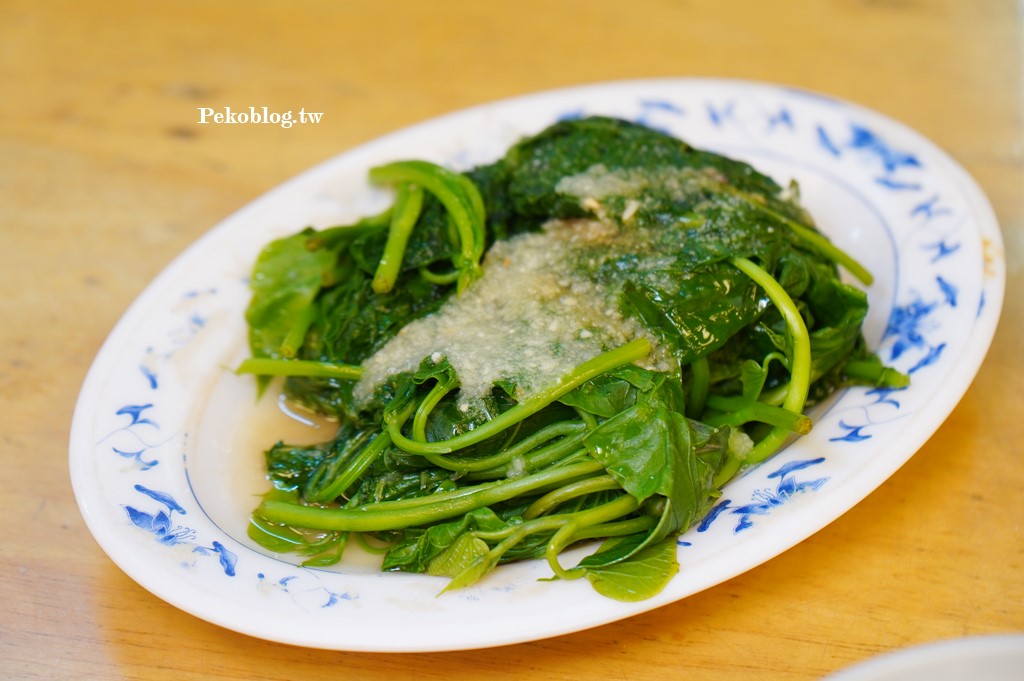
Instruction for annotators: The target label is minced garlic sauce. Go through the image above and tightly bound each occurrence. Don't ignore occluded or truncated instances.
[353,217,674,406]
[350,162,737,407]
[555,163,725,212]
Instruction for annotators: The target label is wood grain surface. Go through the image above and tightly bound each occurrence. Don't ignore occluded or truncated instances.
[1,1,1021,679]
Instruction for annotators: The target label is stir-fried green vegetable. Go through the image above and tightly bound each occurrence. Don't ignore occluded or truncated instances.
[238,116,907,601]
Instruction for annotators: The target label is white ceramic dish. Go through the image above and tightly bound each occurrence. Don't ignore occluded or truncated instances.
[823,635,1024,681]
[69,79,1005,652]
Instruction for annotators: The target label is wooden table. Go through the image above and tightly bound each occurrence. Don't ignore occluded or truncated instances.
[2,1,1021,678]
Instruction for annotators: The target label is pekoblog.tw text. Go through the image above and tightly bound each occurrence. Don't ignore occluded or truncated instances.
[196,106,323,129]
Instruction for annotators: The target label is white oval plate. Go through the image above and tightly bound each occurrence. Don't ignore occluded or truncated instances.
[823,635,1024,681]
[70,79,1005,652]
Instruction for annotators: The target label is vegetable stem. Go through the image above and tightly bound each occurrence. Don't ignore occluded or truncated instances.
[714,257,812,485]
[702,394,812,434]
[372,182,425,294]
[425,420,588,474]
[544,494,641,580]
[280,306,317,359]
[235,357,363,381]
[724,186,873,285]
[256,459,604,532]
[387,338,652,455]
[412,373,459,442]
[686,356,710,418]
[523,475,622,519]
[843,358,910,388]
[305,432,393,503]
[369,160,486,293]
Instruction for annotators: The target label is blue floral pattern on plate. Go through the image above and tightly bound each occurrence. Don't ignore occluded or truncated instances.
[123,484,238,576]
[69,79,1004,652]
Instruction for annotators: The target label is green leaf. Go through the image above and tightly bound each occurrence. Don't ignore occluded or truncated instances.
[428,532,492,579]
[584,535,680,602]
[558,372,639,418]
[382,507,506,573]
[582,374,726,536]
[263,441,330,491]
[619,266,763,366]
[245,228,338,365]
[740,358,768,400]
[583,399,688,504]
[806,276,869,378]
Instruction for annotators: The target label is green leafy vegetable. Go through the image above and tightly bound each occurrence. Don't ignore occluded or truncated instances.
[238,116,907,601]
[582,535,680,602]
